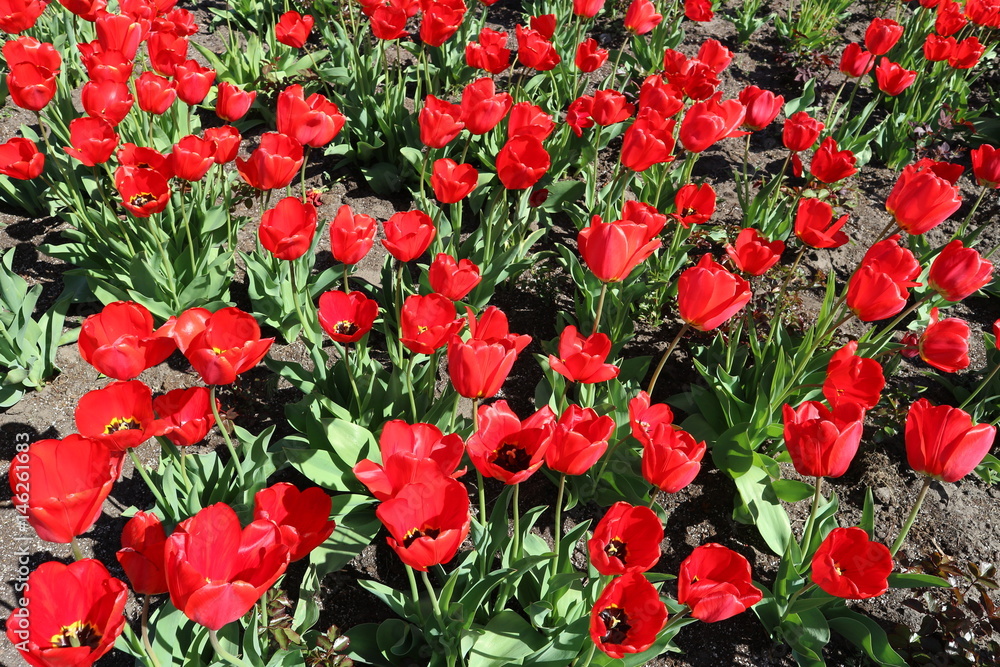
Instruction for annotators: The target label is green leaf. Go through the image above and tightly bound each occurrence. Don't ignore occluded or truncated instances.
[887,573,953,589]
[827,609,908,666]
[772,479,816,503]
[467,611,546,667]
[859,487,875,537]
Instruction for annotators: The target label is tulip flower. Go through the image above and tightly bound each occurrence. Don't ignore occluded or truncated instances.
[81,79,133,125]
[725,228,784,275]
[642,425,707,493]
[679,94,746,153]
[428,254,481,301]
[148,33,190,77]
[677,543,764,621]
[466,400,555,484]
[948,36,983,68]
[117,144,173,179]
[783,401,865,478]
[115,166,172,218]
[6,560,128,667]
[847,263,912,321]
[117,511,168,595]
[588,502,662,575]
[354,420,466,500]
[317,290,378,344]
[237,132,303,190]
[970,145,1000,188]
[173,59,215,105]
[253,483,336,562]
[590,572,667,658]
[164,503,289,630]
[591,89,635,126]
[864,17,904,55]
[529,13,556,38]
[577,215,661,282]
[782,112,824,152]
[874,58,916,96]
[905,399,997,483]
[95,13,143,59]
[164,307,274,385]
[64,117,118,166]
[809,137,858,183]
[574,0,606,17]
[466,27,510,74]
[918,309,970,373]
[508,101,555,141]
[623,0,663,34]
[0,0,47,33]
[421,0,465,46]
[205,125,241,163]
[79,301,176,380]
[276,84,346,148]
[369,5,408,40]
[685,0,713,20]
[628,390,674,446]
[431,158,478,203]
[76,380,161,451]
[927,240,994,302]
[153,387,217,447]
[495,135,550,189]
[377,474,470,571]
[0,137,43,180]
[671,183,716,228]
[545,404,615,475]
[620,115,676,170]
[215,81,256,122]
[886,160,962,235]
[935,0,967,35]
[812,527,892,599]
[135,71,177,114]
[400,293,464,355]
[575,38,609,72]
[6,62,56,111]
[515,24,560,70]
[13,435,118,543]
[329,204,376,266]
[460,77,512,135]
[170,134,215,181]
[383,209,436,262]
[923,33,955,62]
[548,325,620,384]
[259,196,318,261]
[57,0,105,20]
[840,42,875,77]
[275,10,314,47]
[677,254,752,331]
[823,341,885,410]
[446,307,531,400]
[419,95,465,148]
[739,85,784,131]
[794,198,850,248]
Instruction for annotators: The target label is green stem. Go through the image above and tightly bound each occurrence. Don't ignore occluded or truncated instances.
[801,476,824,554]
[780,583,818,622]
[209,385,245,485]
[127,448,168,509]
[70,538,84,561]
[766,245,808,347]
[646,323,691,396]
[958,363,1000,411]
[647,489,659,509]
[591,282,608,336]
[300,145,311,202]
[955,184,989,239]
[553,474,566,570]
[405,354,419,421]
[420,570,446,627]
[338,342,363,412]
[512,482,521,562]
[890,477,932,557]
[405,566,425,624]
[141,596,163,667]
[209,629,253,667]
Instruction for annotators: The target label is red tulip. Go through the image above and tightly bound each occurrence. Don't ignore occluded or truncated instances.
[215,81,256,122]
[642,425,706,493]
[466,27,510,74]
[591,89,634,126]
[529,13,556,38]
[874,58,916,96]
[164,503,289,630]
[671,182,716,228]
[628,390,674,446]
[466,400,556,484]
[153,387,217,447]
[400,293,464,355]
[117,143,173,179]
[812,527,892,599]
[173,59,215,105]
[677,543,764,621]
[420,0,465,46]
[621,199,667,236]
[205,125,241,164]
[135,71,177,114]
[685,0,713,20]
[724,228,784,275]
[377,474,470,571]
[6,62,56,111]
[354,420,466,500]
[577,215,661,282]
[548,325,620,384]
[56,0,105,20]
[419,95,465,148]
[12,435,118,543]
[575,38,609,72]
[918,309,970,373]
[76,380,161,450]
[275,10,314,47]
[679,94,746,153]
[6,560,128,667]
[116,511,168,595]
[79,301,176,379]
[446,307,532,399]
[794,198,850,249]
[330,204,377,265]
[276,84,346,148]
[382,209,436,262]
[0,136,44,180]
[460,77,512,134]
[905,398,996,482]
[810,137,858,183]
[81,79,133,125]
[165,306,274,385]
[514,24,560,70]
[545,404,614,475]
[236,132,303,191]
[620,114,676,171]
[431,158,478,203]
[847,236,921,321]
[588,502,662,575]
[590,572,667,658]
[428,253,481,301]
[927,240,994,302]
[623,0,663,34]
[783,400,865,478]
[254,483,336,562]
[970,144,1000,188]
[115,166,171,217]
[573,0,605,17]
[259,196,317,261]
[738,85,783,131]
[95,12,144,59]
[840,42,875,77]
[783,111,824,152]
[949,36,984,67]
[923,33,955,61]
[0,0,47,33]
[886,160,962,234]
[677,254,752,331]
[823,341,885,410]
[496,135,550,189]
[864,17,904,55]
[369,5,408,39]
[170,134,215,181]
[317,290,378,344]
[4,37,61,75]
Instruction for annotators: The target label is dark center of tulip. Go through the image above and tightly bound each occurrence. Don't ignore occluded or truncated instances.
[417,325,429,334]
[598,606,632,645]
[334,320,359,336]
[493,442,531,473]
[129,192,158,206]
[682,207,697,217]
[402,526,441,548]
[51,620,102,649]
[105,416,141,434]
[604,537,628,564]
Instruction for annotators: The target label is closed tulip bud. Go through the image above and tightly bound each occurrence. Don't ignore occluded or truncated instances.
[685,0,713,20]
[725,228,784,276]
[678,544,763,621]
[623,0,662,34]
[204,125,241,164]
[330,204,377,265]
[275,10,314,48]
[783,111,824,152]
[318,290,378,344]
[864,17,904,55]
[431,158,478,203]
[573,0,605,17]
[419,95,465,148]
[215,81,256,122]
[382,209,436,262]
[918,309,970,373]
[81,79,133,125]
[495,135,550,189]
[642,425,706,493]
[6,62,56,111]
[738,85,784,131]
[575,38,609,72]
[421,0,466,47]
[970,145,1000,188]
[810,136,858,183]
[591,89,635,126]
[812,527,892,599]
[783,400,865,478]
[153,387,217,447]
[236,132,304,191]
[950,36,985,69]
[588,502,662,575]
[428,253,481,301]
[507,101,555,141]
[823,341,885,410]
[254,483,336,562]
[117,511,168,594]
[172,59,215,105]
[259,196,317,261]
[923,33,955,62]
[369,6,408,40]
[578,215,661,283]
[927,240,994,301]
[447,335,521,399]
[135,71,177,114]
[886,160,961,235]
[840,42,875,76]
[170,134,215,181]
[515,24,560,70]
[906,398,996,482]
[677,254,752,331]
[0,0,47,33]
[874,58,916,96]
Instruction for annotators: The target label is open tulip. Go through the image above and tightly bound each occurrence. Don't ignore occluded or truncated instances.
[548,325,620,383]
[794,198,850,248]
[377,474,470,571]
[515,24,560,70]
[874,58,916,96]
[76,380,161,450]
[428,253,481,301]
[677,254,752,331]
[670,183,716,228]
[0,137,44,180]
[628,391,674,446]
[276,84,346,148]
[400,293,464,355]
[812,527,892,599]
[840,42,875,77]
[466,400,555,484]
[116,166,171,218]
[354,420,466,500]
[165,307,274,385]
[575,38,609,72]
[495,135,550,189]
[905,398,996,483]
[446,307,531,400]
[623,0,663,34]
[64,117,118,166]
[79,301,176,380]
[810,137,858,183]
[236,132,304,191]
[508,102,555,141]
[725,228,784,276]
[590,572,667,658]
[782,112,824,152]
[679,94,746,153]
[318,290,378,344]
[466,27,510,74]
[205,125,241,164]
[588,502,662,575]
[678,543,763,621]
[254,483,336,562]
[460,77,512,134]
[739,85,783,131]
